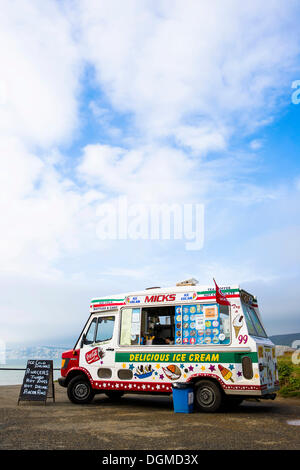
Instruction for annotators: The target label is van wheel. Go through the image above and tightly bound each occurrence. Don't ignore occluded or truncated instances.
[194,380,223,413]
[105,391,124,400]
[67,376,95,404]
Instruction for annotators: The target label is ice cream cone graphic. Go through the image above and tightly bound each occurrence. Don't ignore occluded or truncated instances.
[234,325,242,338]
[233,315,244,338]
[218,365,234,383]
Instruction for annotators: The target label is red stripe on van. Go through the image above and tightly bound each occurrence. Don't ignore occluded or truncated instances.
[92,380,172,393]
[196,294,240,301]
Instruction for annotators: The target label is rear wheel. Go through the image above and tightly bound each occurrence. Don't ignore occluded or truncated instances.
[67,375,95,404]
[104,391,124,400]
[194,380,223,413]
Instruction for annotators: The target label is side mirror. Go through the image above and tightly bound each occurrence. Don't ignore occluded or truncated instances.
[80,333,86,348]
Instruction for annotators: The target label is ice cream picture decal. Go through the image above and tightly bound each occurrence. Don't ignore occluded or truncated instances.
[233,314,244,338]
[218,364,234,383]
[162,364,182,381]
[134,365,154,379]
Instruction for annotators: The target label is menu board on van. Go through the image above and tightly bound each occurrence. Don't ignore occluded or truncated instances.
[175,304,221,345]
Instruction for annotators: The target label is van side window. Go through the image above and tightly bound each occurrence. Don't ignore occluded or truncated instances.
[219,305,230,344]
[84,318,97,345]
[120,308,141,345]
[247,307,267,338]
[141,307,175,345]
[95,316,115,343]
[242,304,258,336]
[242,304,267,338]
[120,304,231,346]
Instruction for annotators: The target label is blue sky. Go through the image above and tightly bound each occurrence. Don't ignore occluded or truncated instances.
[1,0,300,347]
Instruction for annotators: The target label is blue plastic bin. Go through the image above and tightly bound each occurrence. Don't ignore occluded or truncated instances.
[172,382,194,413]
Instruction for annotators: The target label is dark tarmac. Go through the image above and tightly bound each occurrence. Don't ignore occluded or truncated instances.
[0,384,299,450]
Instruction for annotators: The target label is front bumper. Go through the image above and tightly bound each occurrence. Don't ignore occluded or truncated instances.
[58,376,67,387]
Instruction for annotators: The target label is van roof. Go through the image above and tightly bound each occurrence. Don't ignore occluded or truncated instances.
[91,284,241,303]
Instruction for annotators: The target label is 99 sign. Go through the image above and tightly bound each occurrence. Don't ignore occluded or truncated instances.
[238,334,248,344]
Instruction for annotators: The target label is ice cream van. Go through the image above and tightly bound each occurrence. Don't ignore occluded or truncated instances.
[58,279,279,412]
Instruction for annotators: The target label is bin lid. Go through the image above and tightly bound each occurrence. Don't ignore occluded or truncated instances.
[172,382,193,389]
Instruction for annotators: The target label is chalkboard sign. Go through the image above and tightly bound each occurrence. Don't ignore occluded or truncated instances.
[18,360,55,405]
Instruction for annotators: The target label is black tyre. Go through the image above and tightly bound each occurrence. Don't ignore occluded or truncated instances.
[104,391,124,400]
[194,380,223,413]
[67,375,95,404]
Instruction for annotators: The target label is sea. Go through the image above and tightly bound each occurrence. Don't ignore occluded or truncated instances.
[0,359,62,386]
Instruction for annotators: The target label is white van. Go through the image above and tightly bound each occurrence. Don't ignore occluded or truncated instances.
[58,280,279,412]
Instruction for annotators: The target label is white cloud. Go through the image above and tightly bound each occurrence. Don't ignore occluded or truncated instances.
[0,1,300,344]
[175,124,227,154]
[77,143,197,203]
[101,266,155,279]
[0,136,106,278]
[76,0,300,144]
[0,1,88,279]
[0,0,81,147]
[250,139,264,150]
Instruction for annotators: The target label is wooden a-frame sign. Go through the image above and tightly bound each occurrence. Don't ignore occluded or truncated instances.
[18,359,55,405]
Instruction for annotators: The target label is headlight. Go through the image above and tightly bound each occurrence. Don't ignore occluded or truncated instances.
[61,358,70,369]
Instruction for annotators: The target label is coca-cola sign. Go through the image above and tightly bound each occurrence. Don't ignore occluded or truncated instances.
[85,347,105,364]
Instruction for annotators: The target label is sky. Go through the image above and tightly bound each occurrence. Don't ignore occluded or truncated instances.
[1,0,300,348]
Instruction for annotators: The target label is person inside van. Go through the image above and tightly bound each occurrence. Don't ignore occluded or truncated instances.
[165,337,174,345]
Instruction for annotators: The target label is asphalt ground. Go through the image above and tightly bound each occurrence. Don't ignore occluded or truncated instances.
[0,384,299,450]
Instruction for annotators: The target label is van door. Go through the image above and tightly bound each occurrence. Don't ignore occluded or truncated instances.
[80,314,116,381]
[242,303,278,391]
[258,345,277,390]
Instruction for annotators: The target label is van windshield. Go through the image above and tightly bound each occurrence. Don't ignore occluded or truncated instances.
[242,303,267,338]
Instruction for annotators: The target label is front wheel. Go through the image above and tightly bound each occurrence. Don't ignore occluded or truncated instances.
[194,380,223,413]
[67,375,95,404]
